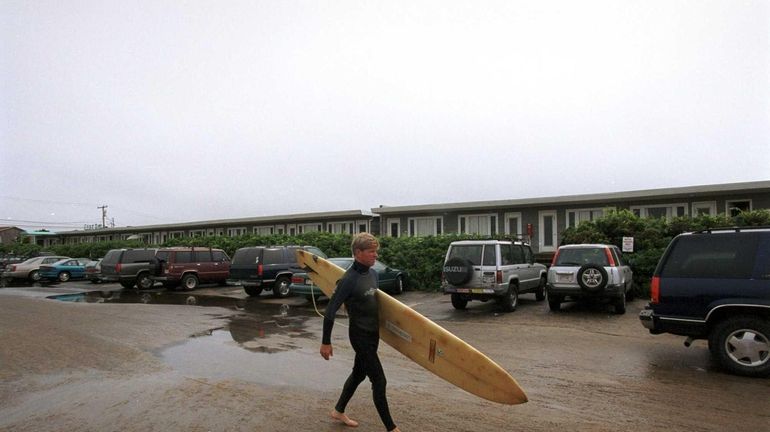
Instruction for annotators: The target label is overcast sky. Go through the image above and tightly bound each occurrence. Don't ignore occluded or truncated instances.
[2,1,768,231]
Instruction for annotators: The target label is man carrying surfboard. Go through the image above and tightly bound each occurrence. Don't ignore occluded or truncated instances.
[320,233,401,432]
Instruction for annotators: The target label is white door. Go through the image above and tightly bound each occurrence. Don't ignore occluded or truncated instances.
[538,210,558,252]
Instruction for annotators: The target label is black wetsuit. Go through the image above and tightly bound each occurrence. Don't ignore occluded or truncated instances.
[322,260,396,431]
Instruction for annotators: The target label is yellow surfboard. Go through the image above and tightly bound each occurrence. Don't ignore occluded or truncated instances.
[296,250,528,405]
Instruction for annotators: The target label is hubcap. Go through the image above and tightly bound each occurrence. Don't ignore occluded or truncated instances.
[726,329,770,367]
[582,269,603,288]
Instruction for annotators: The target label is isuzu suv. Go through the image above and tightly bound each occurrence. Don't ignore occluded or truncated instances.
[639,227,770,377]
[442,240,546,312]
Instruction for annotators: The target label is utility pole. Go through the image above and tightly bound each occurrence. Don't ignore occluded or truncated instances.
[97,205,108,228]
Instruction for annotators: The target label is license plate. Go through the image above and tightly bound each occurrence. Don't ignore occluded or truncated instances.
[482,275,494,283]
[557,274,573,283]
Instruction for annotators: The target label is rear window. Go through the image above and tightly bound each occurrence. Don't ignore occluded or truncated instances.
[448,245,483,266]
[262,248,284,264]
[124,249,156,262]
[659,234,759,279]
[482,245,496,266]
[232,248,262,265]
[555,247,610,266]
[303,246,327,259]
[102,250,122,265]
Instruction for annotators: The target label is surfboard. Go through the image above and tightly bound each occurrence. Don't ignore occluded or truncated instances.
[295,250,528,405]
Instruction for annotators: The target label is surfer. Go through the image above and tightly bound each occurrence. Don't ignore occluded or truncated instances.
[320,233,401,432]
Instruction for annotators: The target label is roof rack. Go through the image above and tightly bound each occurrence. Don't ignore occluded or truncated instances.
[693,225,770,234]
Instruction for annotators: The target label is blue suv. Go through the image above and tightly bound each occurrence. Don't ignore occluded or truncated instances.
[639,227,770,377]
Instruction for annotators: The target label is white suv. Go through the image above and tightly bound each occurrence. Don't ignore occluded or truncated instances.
[441,240,547,312]
[546,244,633,314]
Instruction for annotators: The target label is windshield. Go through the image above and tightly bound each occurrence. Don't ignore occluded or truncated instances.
[329,258,354,269]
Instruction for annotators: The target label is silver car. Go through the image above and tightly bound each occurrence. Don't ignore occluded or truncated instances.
[1,255,71,283]
[546,244,633,314]
[442,240,547,312]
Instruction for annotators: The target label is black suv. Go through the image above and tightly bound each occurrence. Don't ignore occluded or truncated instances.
[100,248,159,289]
[228,245,326,298]
[639,227,770,377]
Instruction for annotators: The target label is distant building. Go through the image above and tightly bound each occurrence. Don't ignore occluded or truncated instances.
[0,226,25,245]
[40,180,770,253]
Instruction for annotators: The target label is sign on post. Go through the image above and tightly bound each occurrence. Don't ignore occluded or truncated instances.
[622,236,634,253]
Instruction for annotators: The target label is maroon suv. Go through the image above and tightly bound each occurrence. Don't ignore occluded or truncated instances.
[152,247,231,290]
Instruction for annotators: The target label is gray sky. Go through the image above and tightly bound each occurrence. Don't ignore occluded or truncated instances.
[2,1,769,231]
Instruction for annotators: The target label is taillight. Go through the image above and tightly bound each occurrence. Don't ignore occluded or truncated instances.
[291,276,304,284]
[650,276,660,304]
[550,250,560,266]
[605,248,616,266]
[257,263,263,277]
[115,263,122,273]
[10,265,16,271]
[496,270,503,284]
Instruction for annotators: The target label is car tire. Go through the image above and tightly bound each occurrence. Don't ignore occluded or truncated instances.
[29,270,41,282]
[136,273,153,290]
[614,292,626,315]
[535,276,546,301]
[500,283,519,312]
[451,294,468,310]
[273,276,291,298]
[244,286,263,297]
[392,275,404,295]
[548,293,562,312]
[58,272,71,282]
[577,264,608,293]
[709,315,770,377]
[443,257,474,285]
[181,274,199,291]
[120,280,135,289]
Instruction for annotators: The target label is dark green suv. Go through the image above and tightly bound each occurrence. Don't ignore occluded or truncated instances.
[228,245,326,298]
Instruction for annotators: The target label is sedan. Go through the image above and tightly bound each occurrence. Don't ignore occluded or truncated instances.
[1,255,71,283]
[39,258,94,282]
[290,257,408,300]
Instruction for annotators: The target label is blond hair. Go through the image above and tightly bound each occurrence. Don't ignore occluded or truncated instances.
[351,232,379,254]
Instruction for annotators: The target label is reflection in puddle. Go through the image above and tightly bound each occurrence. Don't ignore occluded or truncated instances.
[158,329,349,390]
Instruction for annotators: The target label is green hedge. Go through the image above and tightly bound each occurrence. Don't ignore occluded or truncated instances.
[560,209,770,298]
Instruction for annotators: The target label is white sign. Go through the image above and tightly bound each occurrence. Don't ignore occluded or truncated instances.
[622,236,634,253]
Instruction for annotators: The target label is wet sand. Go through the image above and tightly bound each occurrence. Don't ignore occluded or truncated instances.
[1,289,768,431]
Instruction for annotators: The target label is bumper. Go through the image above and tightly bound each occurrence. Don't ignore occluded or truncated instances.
[546,283,624,298]
[443,284,507,297]
[227,279,262,287]
[638,307,707,337]
[639,308,655,330]
[290,284,326,297]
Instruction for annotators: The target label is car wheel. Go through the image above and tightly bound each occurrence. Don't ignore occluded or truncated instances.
[136,273,153,290]
[120,280,135,289]
[709,316,770,377]
[443,257,474,285]
[548,293,562,312]
[500,284,519,312]
[614,292,626,315]
[535,276,546,301]
[244,286,263,297]
[392,276,404,295]
[451,294,468,310]
[181,274,199,291]
[273,276,291,298]
[29,270,41,282]
[58,272,71,282]
[577,264,608,293]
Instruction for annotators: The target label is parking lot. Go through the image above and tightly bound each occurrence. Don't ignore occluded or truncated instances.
[1,281,768,431]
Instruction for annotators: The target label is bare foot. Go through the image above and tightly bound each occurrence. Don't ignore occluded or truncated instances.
[330,410,359,427]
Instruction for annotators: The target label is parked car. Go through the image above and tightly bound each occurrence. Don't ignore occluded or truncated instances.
[228,245,326,298]
[39,258,94,282]
[0,255,70,284]
[639,227,770,377]
[100,248,159,289]
[151,247,231,290]
[290,257,408,300]
[0,255,27,273]
[441,240,547,312]
[85,258,104,283]
[546,244,633,314]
